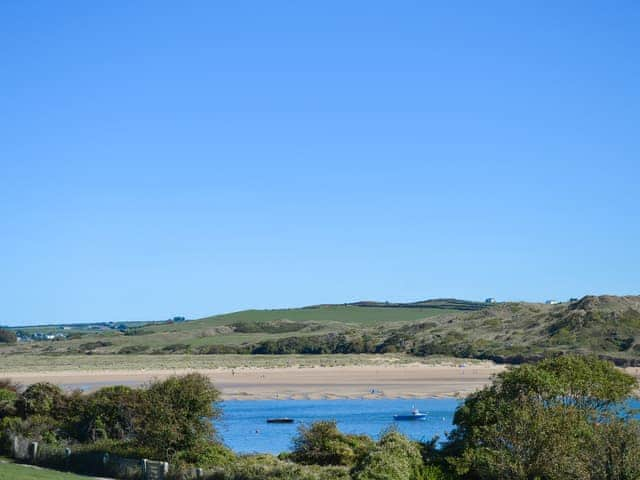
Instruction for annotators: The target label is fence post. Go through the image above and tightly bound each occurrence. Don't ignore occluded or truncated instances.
[162,461,169,476]
[64,448,71,469]
[141,458,147,478]
[196,467,204,479]
[29,441,38,462]
[12,435,18,457]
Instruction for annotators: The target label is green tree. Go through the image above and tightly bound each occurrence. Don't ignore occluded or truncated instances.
[590,418,640,480]
[445,355,638,480]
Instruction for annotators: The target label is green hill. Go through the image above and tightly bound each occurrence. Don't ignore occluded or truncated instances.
[3,296,640,365]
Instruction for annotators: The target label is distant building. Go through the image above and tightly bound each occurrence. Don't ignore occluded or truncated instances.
[545,300,560,305]
[485,298,497,304]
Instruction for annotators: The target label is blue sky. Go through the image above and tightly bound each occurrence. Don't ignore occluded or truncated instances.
[1,1,639,326]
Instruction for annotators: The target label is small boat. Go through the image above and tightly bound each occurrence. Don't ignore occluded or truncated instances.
[393,407,427,421]
[266,418,295,424]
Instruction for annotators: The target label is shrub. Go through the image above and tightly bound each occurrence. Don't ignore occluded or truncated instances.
[135,373,222,460]
[352,430,424,480]
[290,420,374,466]
[444,355,639,480]
[77,341,113,351]
[15,382,66,419]
[66,385,140,442]
[118,345,149,354]
[173,441,235,468]
[3,414,61,444]
[422,464,453,480]
[0,388,17,419]
[0,416,22,454]
[0,328,17,344]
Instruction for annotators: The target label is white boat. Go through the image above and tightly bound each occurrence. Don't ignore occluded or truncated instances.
[393,407,427,421]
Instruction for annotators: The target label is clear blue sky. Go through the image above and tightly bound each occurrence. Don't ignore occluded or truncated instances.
[1,1,639,326]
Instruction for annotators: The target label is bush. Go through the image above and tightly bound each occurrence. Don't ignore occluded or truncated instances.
[0,328,17,344]
[352,430,424,480]
[173,441,235,468]
[0,416,22,454]
[422,464,454,480]
[66,385,140,442]
[0,386,17,419]
[444,355,639,480]
[290,420,374,466]
[135,373,222,460]
[3,414,61,444]
[15,382,66,419]
[118,345,149,354]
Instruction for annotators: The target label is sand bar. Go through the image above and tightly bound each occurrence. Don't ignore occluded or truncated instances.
[0,363,508,399]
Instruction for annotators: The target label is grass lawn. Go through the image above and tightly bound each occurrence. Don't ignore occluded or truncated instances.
[0,461,100,480]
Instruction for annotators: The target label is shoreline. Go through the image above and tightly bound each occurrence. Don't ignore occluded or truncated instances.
[0,363,507,400]
[3,358,637,400]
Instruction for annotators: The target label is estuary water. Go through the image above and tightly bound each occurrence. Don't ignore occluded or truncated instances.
[218,398,462,454]
[219,398,640,454]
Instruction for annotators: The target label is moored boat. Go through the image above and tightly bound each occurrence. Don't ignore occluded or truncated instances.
[266,418,295,424]
[393,407,427,421]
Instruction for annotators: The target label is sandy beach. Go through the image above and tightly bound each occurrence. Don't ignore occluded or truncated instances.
[0,363,508,399]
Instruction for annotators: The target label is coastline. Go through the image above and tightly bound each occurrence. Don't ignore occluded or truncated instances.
[3,356,637,400]
[0,362,507,400]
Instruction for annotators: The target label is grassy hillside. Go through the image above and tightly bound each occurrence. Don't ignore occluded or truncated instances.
[2,296,640,365]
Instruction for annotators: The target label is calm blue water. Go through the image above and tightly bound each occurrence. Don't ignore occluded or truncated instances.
[218,399,462,454]
[219,398,640,454]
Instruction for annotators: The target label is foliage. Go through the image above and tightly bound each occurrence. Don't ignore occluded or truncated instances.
[172,440,236,468]
[15,383,66,419]
[589,417,640,480]
[134,373,222,459]
[290,420,374,466]
[65,386,140,442]
[0,386,17,419]
[444,355,639,480]
[0,328,17,344]
[252,334,370,355]
[117,345,150,354]
[352,430,424,480]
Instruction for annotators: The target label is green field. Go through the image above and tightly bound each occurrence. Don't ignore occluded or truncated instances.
[0,461,96,480]
[3,304,465,355]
